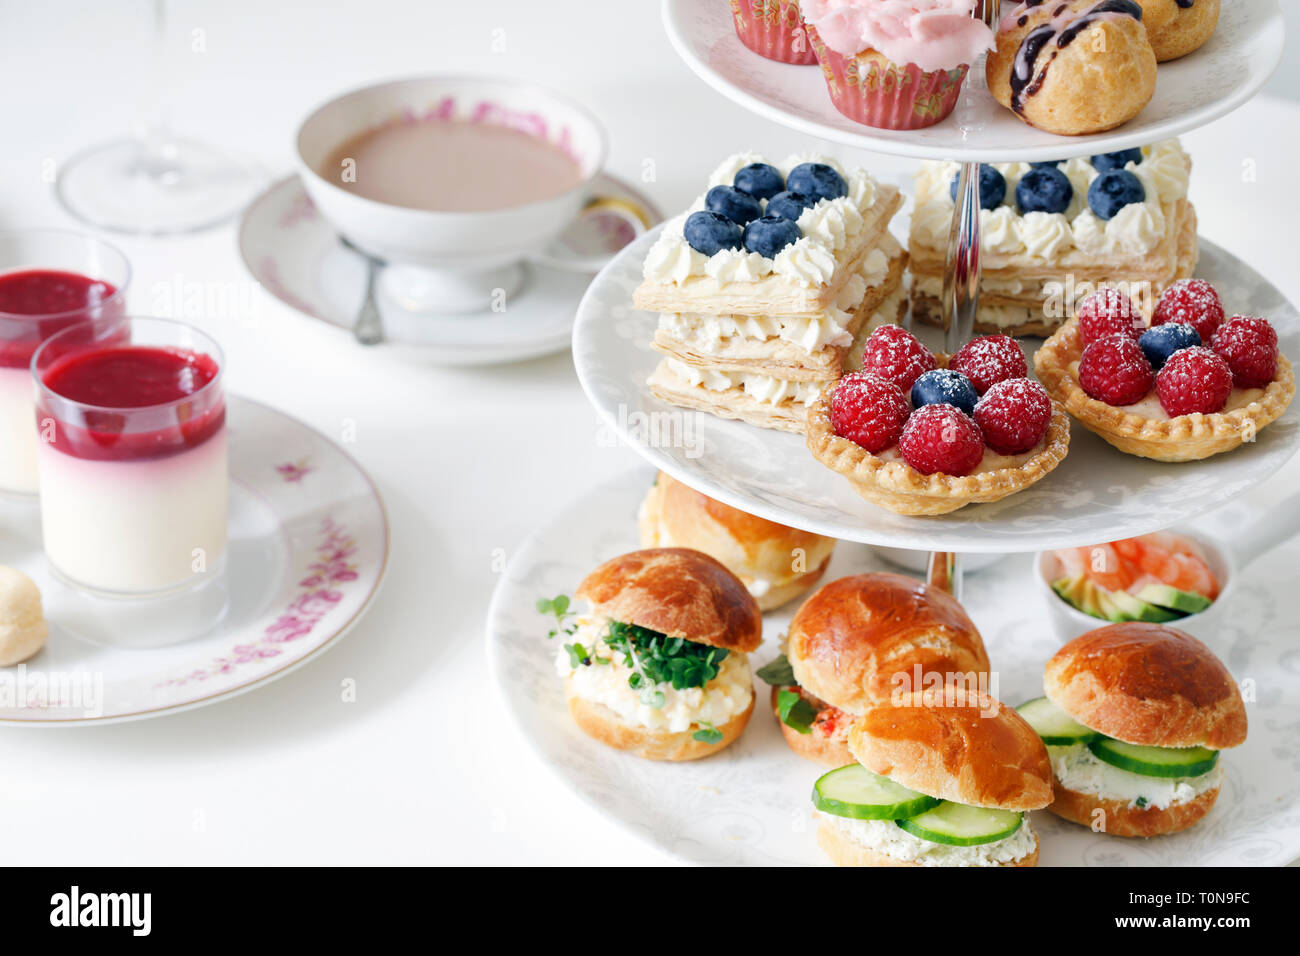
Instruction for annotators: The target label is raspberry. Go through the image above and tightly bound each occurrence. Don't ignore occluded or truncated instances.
[830,372,910,453]
[948,335,1028,393]
[1152,279,1225,343]
[857,325,936,392]
[973,378,1053,455]
[1210,316,1278,388]
[1077,288,1143,346]
[1157,346,1233,416]
[898,404,985,476]
[1078,333,1155,406]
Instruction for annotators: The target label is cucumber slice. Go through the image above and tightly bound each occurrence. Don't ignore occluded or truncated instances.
[896,801,1024,847]
[812,765,941,820]
[1088,738,1219,778]
[1135,583,1212,615]
[1017,696,1099,745]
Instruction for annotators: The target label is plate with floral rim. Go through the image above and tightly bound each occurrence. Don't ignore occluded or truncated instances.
[487,468,1300,866]
[0,396,388,725]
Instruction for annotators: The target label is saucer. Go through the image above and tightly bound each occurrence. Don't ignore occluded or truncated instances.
[239,173,660,366]
[0,396,389,725]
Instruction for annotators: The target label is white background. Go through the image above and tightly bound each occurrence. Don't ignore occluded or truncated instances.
[0,0,1297,865]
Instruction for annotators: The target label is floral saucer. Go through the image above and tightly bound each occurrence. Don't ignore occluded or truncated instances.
[0,397,388,725]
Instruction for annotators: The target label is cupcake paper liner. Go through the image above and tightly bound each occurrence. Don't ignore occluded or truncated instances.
[808,25,969,130]
[730,0,818,66]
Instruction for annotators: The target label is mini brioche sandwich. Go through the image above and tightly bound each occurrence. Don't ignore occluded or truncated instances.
[638,472,835,612]
[813,692,1053,867]
[1019,622,1247,838]
[757,573,990,766]
[546,548,762,761]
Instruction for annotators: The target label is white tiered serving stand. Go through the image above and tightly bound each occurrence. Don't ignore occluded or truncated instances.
[573,0,1294,598]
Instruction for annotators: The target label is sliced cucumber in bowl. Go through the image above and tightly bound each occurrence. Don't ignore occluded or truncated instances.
[896,801,1024,847]
[812,764,940,820]
[1089,738,1219,778]
[1017,696,1099,746]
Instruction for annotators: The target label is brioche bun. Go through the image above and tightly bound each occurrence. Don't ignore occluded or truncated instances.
[769,686,854,767]
[816,820,1040,867]
[577,548,762,653]
[1048,784,1219,837]
[788,573,989,716]
[1045,622,1247,750]
[565,679,754,761]
[639,473,834,612]
[848,691,1053,811]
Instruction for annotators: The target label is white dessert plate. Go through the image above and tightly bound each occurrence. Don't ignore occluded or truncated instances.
[573,227,1300,553]
[240,173,660,366]
[487,468,1300,866]
[663,0,1284,162]
[0,396,388,725]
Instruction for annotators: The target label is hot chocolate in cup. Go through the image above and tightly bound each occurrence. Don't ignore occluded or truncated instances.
[296,76,649,313]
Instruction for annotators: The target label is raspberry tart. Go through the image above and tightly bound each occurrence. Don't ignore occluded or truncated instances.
[806,327,1070,515]
[1035,283,1295,462]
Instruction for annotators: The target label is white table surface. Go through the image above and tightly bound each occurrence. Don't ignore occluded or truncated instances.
[1,0,1297,866]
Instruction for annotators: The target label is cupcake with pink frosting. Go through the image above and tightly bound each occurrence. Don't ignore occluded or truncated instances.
[801,0,995,130]
[730,0,818,65]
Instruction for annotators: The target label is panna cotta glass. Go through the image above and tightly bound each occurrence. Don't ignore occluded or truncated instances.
[0,230,129,497]
[32,317,227,597]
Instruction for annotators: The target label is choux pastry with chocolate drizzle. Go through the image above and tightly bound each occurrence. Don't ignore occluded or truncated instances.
[987,0,1157,136]
[1134,0,1219,62]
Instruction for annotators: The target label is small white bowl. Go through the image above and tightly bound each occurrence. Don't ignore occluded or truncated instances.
[295,75,609,308]
[1033,532,1235,647]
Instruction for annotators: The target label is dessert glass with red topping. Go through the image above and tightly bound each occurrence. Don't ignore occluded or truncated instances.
[0,230,129,497]
[806,326,1069,515]
[32,317,227,597]
[1035,283,1296,462]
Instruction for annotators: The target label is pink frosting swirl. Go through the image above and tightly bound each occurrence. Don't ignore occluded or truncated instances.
[801,0,996,72]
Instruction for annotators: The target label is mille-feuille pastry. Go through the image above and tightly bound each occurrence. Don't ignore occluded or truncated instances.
[813,692,1053,867]
[638,471,835,612]
[909,141,1197,336]
[635,153,902,316]
[543,548,761,761]
[806,325,1069,515]
[1136,0,1219,61]
[1019,622,1246,837]
[757,572,989,766]
[988,0,1157,136]
[1035,282,1295,461]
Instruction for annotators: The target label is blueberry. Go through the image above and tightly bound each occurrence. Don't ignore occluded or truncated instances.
[733,162,784,201]
[683,210,742,255]
[785,163,848,203]
[1030,160,1064,168]
[1016,166,1074,215]
[766,190,815,222]
[1139,323,1201,370]
[910,369,979,416]
[742,215,802,258]
[704,185,762,225]
[949,164,1006,211]
[1091,149,1143,172]
[1088,169,1146,220]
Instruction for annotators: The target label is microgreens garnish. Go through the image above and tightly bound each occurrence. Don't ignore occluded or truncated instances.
[693,723,724,745]
[537,594,577,640]
[776,689,818,735]
[755,653,796,687]
[604,620,729,694]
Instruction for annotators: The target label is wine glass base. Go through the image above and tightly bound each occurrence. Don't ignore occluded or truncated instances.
[56,137,262,236]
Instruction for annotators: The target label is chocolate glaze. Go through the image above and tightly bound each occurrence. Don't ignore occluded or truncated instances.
[1009,0,1144,114]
